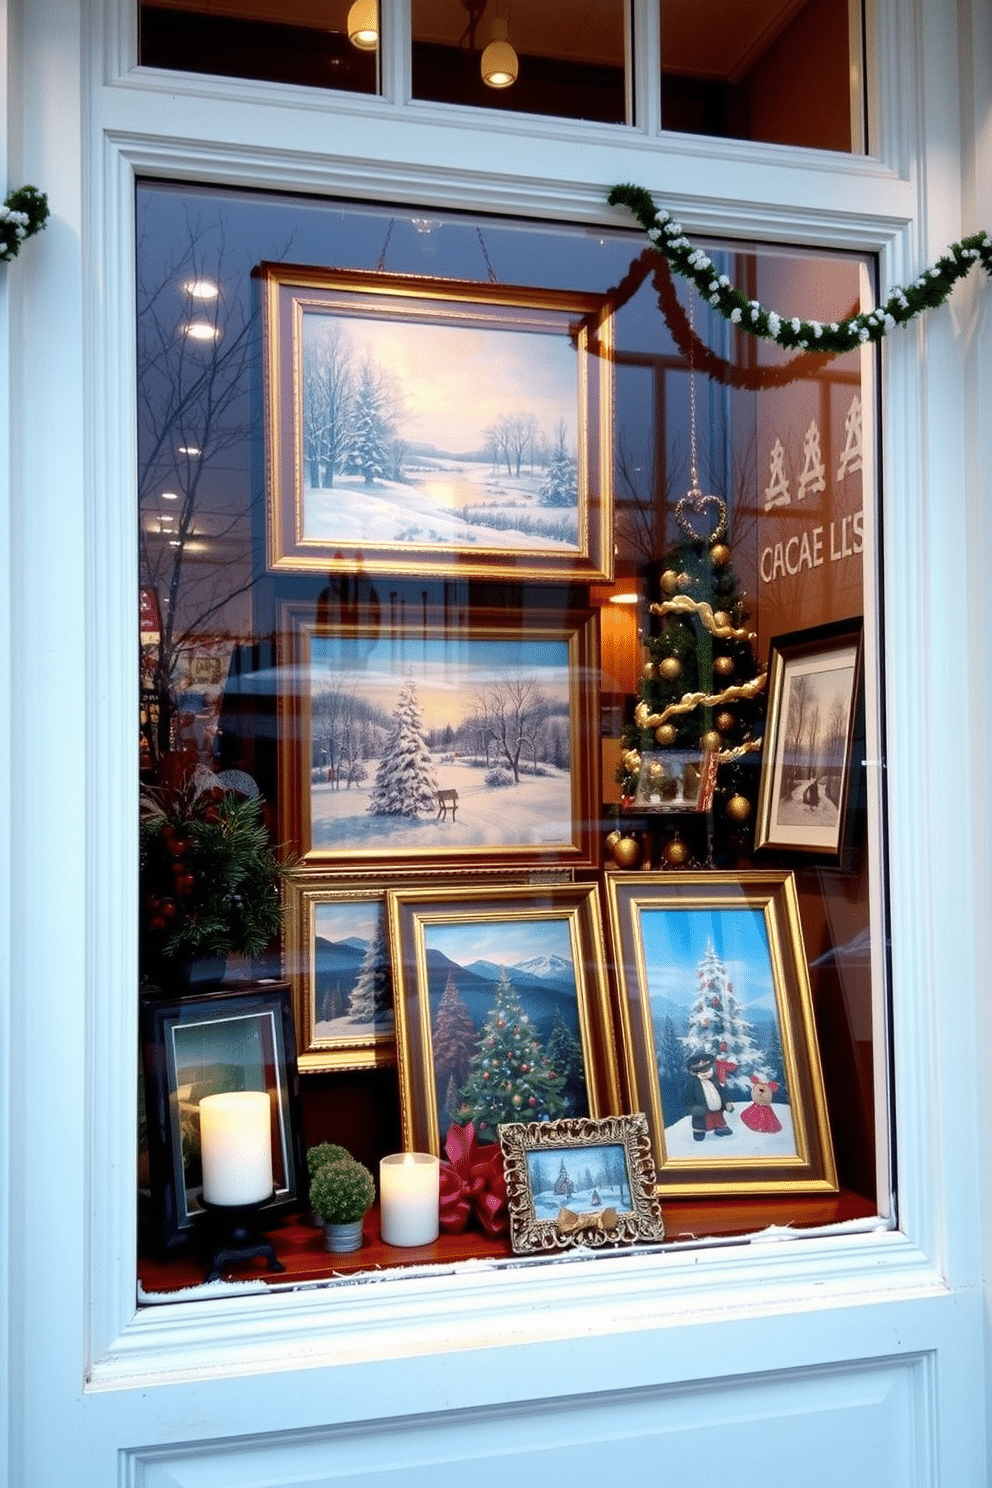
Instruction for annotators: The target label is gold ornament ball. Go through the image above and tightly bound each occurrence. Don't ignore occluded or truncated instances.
[648,761,665,779]
[713,654,735,677]
[660,569,679,594]
[642,660,656,679]
[711,543,731,566]
[662,836,690,867]
[659,656,682,681]
[701,730,723,753]
[676,571,692,591]
[713,610,731,629]
[726,794,752,822]
[715,710,736,733]
[605,829,622,852]
[612,835,643,869]
[654,723,677,746]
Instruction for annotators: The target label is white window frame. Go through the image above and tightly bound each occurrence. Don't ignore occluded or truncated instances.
[7,4,987,1450]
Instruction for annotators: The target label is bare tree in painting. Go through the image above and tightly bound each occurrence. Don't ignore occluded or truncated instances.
[470,672,554,784]
[303,317,355,488]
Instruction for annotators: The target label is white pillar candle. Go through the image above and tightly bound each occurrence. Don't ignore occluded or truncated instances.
[199,1090,273,1207]
[379,1151,440,1246]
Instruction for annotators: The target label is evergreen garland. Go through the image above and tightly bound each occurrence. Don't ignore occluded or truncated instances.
[0,186,48,264]
[609,182,992,355]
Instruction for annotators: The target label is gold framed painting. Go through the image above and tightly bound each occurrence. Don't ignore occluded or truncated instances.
[261,263,614,583]
[605,869,837,1198]
[278,603,600,869]
[498,1114,665,1254]
[282,875,397,1073]
[387,882,621,1156]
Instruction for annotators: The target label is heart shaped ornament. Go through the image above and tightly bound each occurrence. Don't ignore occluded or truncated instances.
[675,488,728,544]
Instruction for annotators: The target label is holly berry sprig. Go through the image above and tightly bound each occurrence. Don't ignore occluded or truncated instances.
[140,786,286,968]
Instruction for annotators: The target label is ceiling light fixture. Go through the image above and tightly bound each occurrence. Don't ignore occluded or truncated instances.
[184,279,219,299]
[481,16,518,88]
[347,0,378,50]
[161,490,179,500]
[177,445,200,457]
[183,321,220,342]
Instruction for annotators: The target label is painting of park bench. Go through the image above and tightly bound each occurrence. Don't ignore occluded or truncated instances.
[278,604,599,868]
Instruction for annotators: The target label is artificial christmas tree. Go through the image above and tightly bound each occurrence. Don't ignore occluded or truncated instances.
[616,524,766,864]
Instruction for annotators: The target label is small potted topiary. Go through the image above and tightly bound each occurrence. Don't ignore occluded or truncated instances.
[309,1156,376,1253]
[303,1141,352,1227]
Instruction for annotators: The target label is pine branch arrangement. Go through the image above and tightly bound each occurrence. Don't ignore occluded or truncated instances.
[0,187,49,264]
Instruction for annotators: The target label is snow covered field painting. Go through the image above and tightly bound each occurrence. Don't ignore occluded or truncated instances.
[526,1144,633,1220]
[263,264,613,580]
[297,620,593,863]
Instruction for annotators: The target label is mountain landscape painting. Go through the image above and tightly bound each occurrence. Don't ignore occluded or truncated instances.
[420,914,590,1143]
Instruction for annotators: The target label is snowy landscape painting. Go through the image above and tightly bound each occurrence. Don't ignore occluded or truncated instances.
[525,1143,633,1220]
[606,871,839,1196]
[757,621,862,856]
[290,616,595,864]
[263,265,613,581]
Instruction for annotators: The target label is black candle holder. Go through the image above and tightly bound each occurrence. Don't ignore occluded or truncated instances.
[200,1193,287,1283]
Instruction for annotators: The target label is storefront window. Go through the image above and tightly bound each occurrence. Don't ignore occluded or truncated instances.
[137,181,884,1295]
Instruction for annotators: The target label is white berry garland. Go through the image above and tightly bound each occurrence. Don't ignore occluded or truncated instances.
[609,182,992,355]
[0,187,49,264]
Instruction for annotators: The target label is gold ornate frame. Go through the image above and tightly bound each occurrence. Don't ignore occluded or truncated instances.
[278,603,600,869]
[605,870,837,1198]
[387,882,620,1156]
[262,263,614,583]
[498,1114,665,1253]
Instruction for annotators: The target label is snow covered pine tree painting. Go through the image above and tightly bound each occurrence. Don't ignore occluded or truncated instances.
[649,925,799,1160]
[305,630,579,857]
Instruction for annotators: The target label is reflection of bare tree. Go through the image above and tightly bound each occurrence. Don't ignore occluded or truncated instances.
[822,691,849,806]
[137,219,261,761]
[469,672,553,782]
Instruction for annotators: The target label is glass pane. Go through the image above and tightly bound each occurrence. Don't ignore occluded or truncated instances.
[139,0,379,95]
[137,182,884,1292]
[412,0,628,123]
[661,0,866,153]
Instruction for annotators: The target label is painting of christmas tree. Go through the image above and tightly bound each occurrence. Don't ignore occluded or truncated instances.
[636,903,798,1161]
[414,909,594,1144]
[309,894,394,1046]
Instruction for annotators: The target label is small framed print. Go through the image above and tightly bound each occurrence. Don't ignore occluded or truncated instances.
[605,870,837,1199]
[498,1114,665,1253]
[755,618,864,858]
[388,882,620,1155]
[138,983,305,1255]
[282,877,396,1073]
[278,604,600,869]
[261,263,614,583]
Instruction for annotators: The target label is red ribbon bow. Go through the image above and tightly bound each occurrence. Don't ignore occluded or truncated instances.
[438,1122,509,1238]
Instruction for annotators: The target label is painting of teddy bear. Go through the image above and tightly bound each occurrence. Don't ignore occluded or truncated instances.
[641,907,800,1163]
